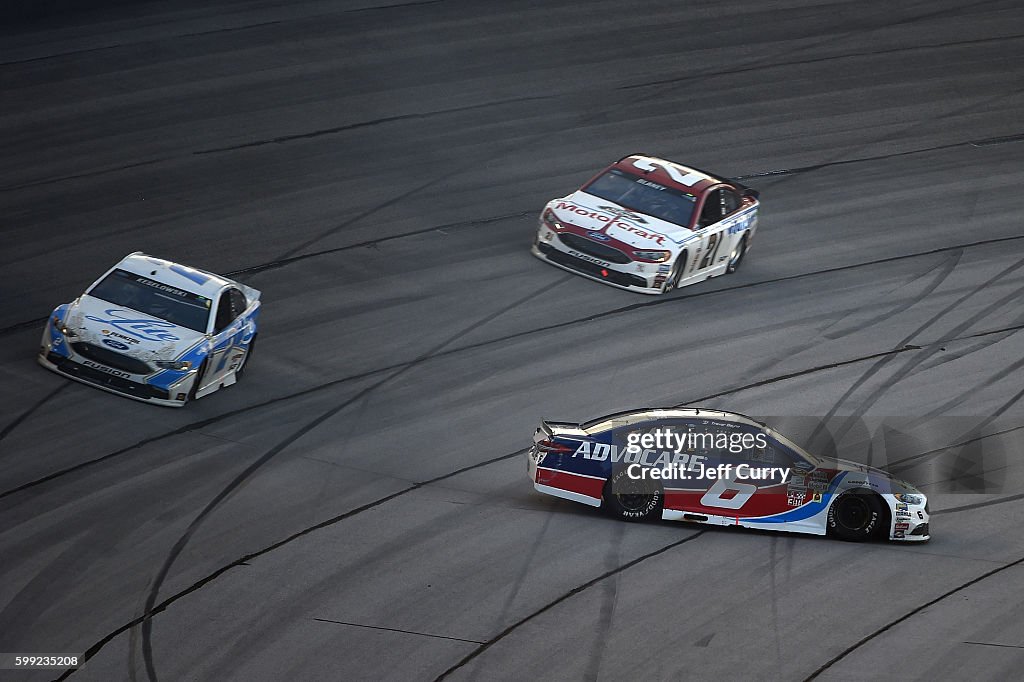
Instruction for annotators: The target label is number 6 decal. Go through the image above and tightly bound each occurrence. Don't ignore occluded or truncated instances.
[700,475,756,510]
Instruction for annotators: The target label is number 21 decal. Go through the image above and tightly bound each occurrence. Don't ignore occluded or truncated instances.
[697,232,722,270]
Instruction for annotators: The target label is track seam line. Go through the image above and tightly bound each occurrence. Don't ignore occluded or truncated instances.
[312,618,485,645]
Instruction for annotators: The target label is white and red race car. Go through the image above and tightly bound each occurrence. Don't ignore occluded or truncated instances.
[532,154,759,294]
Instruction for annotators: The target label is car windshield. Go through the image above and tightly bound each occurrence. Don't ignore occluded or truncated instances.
[88,269,212,333]
[583,168,697,227]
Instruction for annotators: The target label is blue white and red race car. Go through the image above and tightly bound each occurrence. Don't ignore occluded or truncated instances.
[528,408,930,542]
[532,154,759,293]
[38,252,260,407]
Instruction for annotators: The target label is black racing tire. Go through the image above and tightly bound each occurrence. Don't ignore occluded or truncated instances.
[726,233,748,274]
[603,467,662,521]
[662,250,687,293]
[235,335,256,378]
[827,489,885,541]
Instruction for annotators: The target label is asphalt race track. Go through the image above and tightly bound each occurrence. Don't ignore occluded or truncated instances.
[2,1,1024,680]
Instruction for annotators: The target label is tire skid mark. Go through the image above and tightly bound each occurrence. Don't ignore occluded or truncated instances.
[194,96,553,156]
[746,249,962,378]
[806,255,1024,449]
[0,383,66,446]
[803,553,1024,681]
[49,445,534,682]
[6,304,1024,506]
[620,33,1024,92]
[433,531,707,682]
[136,276,568,681]
[1,198,1021,339]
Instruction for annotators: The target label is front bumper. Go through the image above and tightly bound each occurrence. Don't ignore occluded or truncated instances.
[38,349,193,407]
[889,499,930,542]
[532,241,665,294]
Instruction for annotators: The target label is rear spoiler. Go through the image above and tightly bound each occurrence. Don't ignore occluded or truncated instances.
[618,153,759,199]
[534,420,587,443]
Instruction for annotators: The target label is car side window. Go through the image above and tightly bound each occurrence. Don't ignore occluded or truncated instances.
[698,190,724,228]
[214,290,235,333]
[229,288,247,318]
[721,188,740,215]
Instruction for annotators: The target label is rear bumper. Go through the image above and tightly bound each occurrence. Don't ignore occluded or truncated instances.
[531,242,664,294]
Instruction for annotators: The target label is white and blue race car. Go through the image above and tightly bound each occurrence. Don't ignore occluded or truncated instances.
[38,252,260,407]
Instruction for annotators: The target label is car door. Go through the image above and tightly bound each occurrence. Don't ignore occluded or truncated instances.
[203,288,246,387]
[688,189,729,276]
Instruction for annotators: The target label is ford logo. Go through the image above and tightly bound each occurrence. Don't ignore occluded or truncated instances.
[102,339,130,351]
[587,231,610,241]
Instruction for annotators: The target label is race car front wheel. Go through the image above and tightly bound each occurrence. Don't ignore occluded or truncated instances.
[604,468,662,521]
[827,489,884,541]
[662,250,688,293]
[726,234,748,274]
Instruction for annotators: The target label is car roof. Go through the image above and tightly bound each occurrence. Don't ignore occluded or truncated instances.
[610,155,729,196]
[581,407,765,432]
[114,252,234,299]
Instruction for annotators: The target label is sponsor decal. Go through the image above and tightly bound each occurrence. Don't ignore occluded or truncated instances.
[894,530,905,539]
[135,277,190,299]
[101,329,140,345]
[586,231,610,241]
[894,522,910,531]
[85,308,180,342]
[82,360,131,378]
[657,264,672,273]
[102,339,130,351]
[808,470,830,492]
[896,502,909,511]
[555,201,666,244]
[568,250,611,267]
[811,492,823,503]
[787,490,806,506]
[596,205,648,224]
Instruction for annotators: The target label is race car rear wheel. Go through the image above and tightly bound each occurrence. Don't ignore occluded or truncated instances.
[827,489,884,541]
[726,234,748,274]
[604,468,662,521]
[235,335,256,378]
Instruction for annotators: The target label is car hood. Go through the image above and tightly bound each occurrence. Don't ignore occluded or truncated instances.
[64,295,206,360]
[814,456,921,494]
[548,191,695,249]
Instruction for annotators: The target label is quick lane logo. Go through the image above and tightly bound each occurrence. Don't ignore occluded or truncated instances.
[86,309,180,342]
[82,360,131,378]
